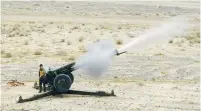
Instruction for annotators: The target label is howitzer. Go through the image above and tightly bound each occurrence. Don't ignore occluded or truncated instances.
[17,50,126,103]
[45,50,126,93]
[45,62,76,93]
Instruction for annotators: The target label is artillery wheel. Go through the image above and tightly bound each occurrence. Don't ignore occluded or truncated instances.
[54,74,72,93]
[67,73,74,83]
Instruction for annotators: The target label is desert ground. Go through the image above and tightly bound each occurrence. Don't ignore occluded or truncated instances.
[1,1,200,111]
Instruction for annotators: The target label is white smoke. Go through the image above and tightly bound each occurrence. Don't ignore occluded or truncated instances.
[74,40,116,77]
[118,16,190,53]
[73,16,191,78]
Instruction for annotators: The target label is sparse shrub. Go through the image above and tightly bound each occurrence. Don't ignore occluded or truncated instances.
[186,36,194,41]
[26,7,30,10]
[34,4,40,6]
[79,45,86,52]
[95,27,98,30]
[180,49,185,51]
[188,101,196,104]
[136,13,141,15]
[173,38,188,46]
[17,30,28,37]
[34,51,42,55]
[112,33,118,37]
[116,39,123,45]
[40,29,45,33]
[49,22,54,24]
[152,78,156,81]
[169,40,173,43]
[62,57,68,62]
[8,33,15,37]
[118,26,122,29]
[1,50,5,54]
[156,13,159,16]
[186,31,200,44]
[169,13,177,16]
[172,86,179,90]
[2,24,6,27]
[12,24,20,32]
[196,31,200,37]
[1,28,6,34]
[154,53,164,56]
[137,82,144,86]
[57,25,64,29]
[68,31,72,33]
[29,21,35,24]
[82,23,85,26]
[78,36,84,42]
[39,44,44,47]
[15,31,19,35]
[127,33,135,38]
[24,41,28,45]
[19,33,24,36]
[43,24,47,27]
[61,39,65,42]
[100,25,109,30]
[56,50,67,56]
[4,53,12,58]
[161,72,167,74]
[68,55,75,60]
[114,76,118,79]
[72,26,79,30]
[67,41,71,45]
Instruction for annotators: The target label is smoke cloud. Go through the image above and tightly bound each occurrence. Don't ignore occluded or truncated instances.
[74,40,116,77]
[74,16,191,78]
[118,16,190,53]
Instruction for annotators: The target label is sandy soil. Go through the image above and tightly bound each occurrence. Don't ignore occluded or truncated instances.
[1,1,200,111]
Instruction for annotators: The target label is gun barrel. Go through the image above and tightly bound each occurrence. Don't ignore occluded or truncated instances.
[115,50,127,56]
[51,62,76,74]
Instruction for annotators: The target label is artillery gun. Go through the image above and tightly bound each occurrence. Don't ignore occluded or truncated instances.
[18,50,126,103]
[45,62,75,93]
[46,50,126,93]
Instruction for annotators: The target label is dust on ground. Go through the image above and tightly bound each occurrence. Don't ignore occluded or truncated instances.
[1,1,200,111]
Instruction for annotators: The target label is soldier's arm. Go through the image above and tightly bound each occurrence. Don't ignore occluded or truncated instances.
[43,69,47,76]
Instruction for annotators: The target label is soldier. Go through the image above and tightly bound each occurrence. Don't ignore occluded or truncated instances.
[39,64,46,93]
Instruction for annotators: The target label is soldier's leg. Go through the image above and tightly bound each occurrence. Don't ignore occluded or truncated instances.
[39,77,42,93]
[43,80,46,92]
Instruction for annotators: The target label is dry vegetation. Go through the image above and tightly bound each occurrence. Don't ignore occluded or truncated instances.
[116,39,123,45]
[60,39,65,42]
[78,36,84,42]
[1,20,199,63]
[3,53,12,58]
[34,51,42,55]
[154,53,164,56]
[68,55,75,61]
[186,30,200,43]
[56,50,67,56]
[1,1,200,111]
[67,41,71,45]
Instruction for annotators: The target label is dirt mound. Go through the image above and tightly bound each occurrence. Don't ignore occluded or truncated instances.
[7,80,25,87]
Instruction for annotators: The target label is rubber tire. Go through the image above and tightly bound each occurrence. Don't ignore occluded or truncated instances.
[67,73,74,83]
[54,74,72,93]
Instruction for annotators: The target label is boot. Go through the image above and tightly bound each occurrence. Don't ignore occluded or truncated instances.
[43,86,46,92]
[39,86,42,93]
